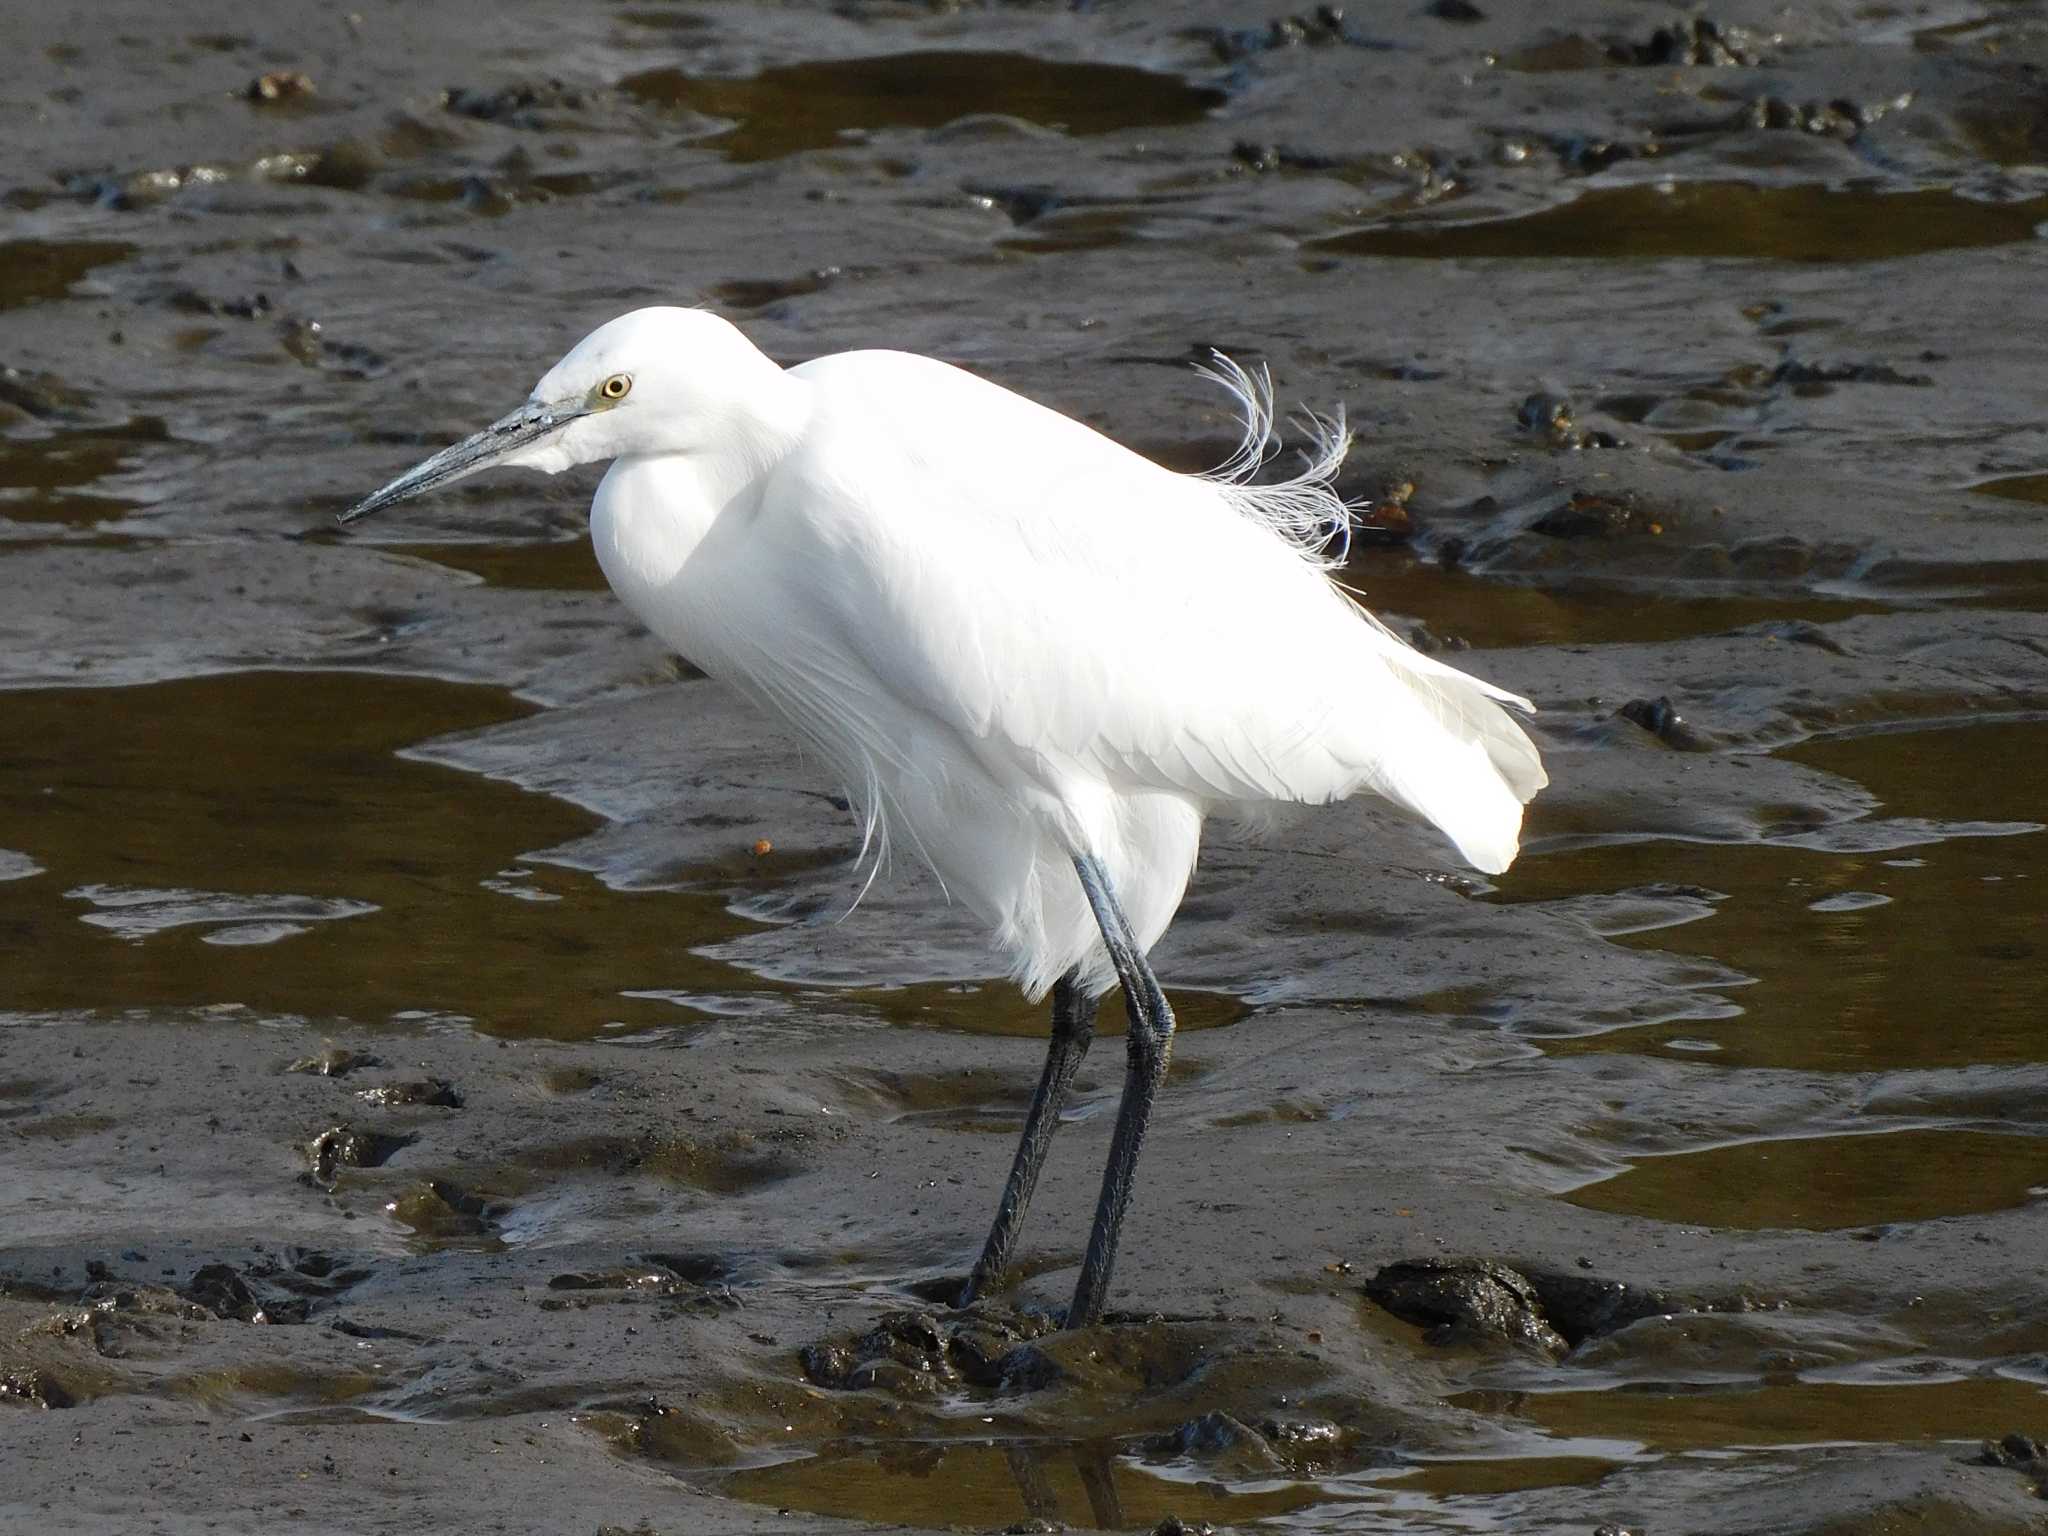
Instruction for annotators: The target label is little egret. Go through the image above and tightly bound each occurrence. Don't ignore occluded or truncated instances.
[339,307,1546,1326]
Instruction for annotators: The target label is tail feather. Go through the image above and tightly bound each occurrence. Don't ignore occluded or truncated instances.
[1354,642,1547,874]
[1188,350,1547,874]
[1369,731,1531,874]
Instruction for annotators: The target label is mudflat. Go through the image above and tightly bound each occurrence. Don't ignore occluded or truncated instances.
[3,3,2047,1532]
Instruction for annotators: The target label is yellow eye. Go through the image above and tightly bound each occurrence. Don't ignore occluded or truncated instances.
[599,373,632,401]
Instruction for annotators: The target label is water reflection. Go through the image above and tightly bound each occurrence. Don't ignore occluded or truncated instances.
[0,671,760,1039]
[620,52,1225,162]
[719,1437,1327,1529]
[1500,719,2047,1071]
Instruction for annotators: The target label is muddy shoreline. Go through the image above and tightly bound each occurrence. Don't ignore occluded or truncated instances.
[5,2,2048,1532]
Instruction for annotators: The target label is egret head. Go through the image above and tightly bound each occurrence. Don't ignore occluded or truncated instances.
[337,307,785,525]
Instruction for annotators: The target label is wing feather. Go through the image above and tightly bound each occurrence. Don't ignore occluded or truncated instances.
[775,349,1546,871]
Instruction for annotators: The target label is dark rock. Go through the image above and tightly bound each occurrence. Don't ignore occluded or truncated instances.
[0,365,90,419]
[303,140,382,192]
[306,1124,415,1187]
[1231,140,1343,173]
[1530,490,1655,539]
[1744,96,1864,138]
[383,1181,505,1245]
[183,1263,309,1325]
[801,1304,1060,1396]
[1770,358,1934,389]
[1518,1266,1697,1347]
[1197,7,1369,62]
[803,1308,947,1388]
[1551,134,1649,174]
[355,1078,463,1108]
[1518,395,1626,453]
[1977,1431,2045,1466]
[797,1338,858,1387]
[1975,1430,2048,1494]
[549,1271,618,1292]
[1517,392,1573,436]
[245,71,314,103]
[1365,1257,1568,1357]
[1611,17,1766,68]
[971,185,1064,223]
[443,78,590,127]
[1406,623,1469,654]
[0,1368,76,1408]
[1147,1409,1348,1473]
[1617,695,1719,751]
[286,1047,383,1077]
[642,1252,733,1287]
[183,1263,260,1319]
[328,1318,427,1342]
[1143,1409,1285,1474]
[71,1276,213,1323]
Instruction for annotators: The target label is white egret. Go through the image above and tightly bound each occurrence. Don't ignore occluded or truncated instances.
[339,307,1546,1326]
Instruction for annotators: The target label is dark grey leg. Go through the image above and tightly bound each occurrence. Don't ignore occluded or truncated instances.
[957,973,1098,1307]
[1067,854,1177,1327]
[1002,1444,1059,1522]
[1072,1440,1127,1529]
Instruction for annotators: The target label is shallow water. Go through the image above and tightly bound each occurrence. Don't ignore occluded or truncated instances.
[1508,718,2047,1071]
[0,239,137,308]
[5,3,2048,1533]
[1346,551,1891,650]
[1565,1127,2048,1229]
[718,1442,1332,1530]
[0,671,761,1040]
[1313,183,2048,263]
[1451,1374,2048,1456]
[620,51,1228,162]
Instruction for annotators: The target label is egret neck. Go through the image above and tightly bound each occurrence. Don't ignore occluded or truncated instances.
[589,351,812,596]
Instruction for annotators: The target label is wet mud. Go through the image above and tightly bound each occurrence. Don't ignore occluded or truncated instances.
[4,2,2048,1533]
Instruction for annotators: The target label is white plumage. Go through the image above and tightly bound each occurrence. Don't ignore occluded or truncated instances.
[341,304,1549,1323]
[541,309,1547,996]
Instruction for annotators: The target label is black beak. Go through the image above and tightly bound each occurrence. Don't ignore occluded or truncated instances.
[337,399,587,526]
